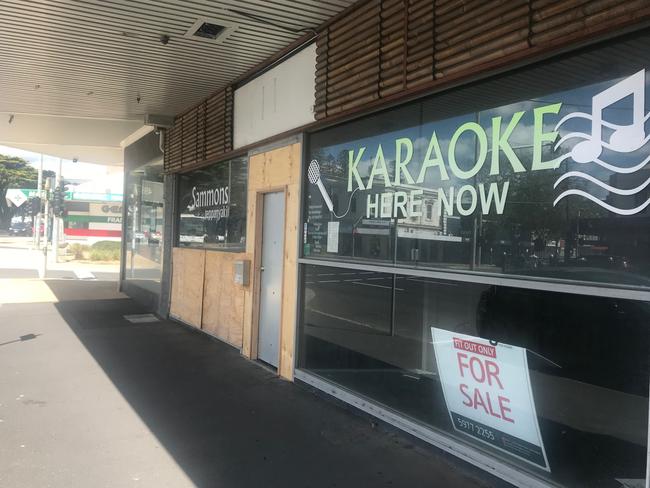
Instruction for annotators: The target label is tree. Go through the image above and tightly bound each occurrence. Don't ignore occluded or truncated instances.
[0,154,52,229]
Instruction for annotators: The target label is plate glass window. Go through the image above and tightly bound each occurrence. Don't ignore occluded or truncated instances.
[177,157,247,251]
[300,32,650,487]
[125,161,164,293]
[304,34,650,290]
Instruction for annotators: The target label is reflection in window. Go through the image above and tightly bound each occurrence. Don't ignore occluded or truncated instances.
[304,34,650,289]
[425,203,433,221]
[298,264,649,486]
[177,157,247,251]
[125,162,164,293]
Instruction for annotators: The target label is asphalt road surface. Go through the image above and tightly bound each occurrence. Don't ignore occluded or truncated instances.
[0,235,119,281]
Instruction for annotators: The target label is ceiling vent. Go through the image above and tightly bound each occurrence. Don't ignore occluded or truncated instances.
[184,17,237,44]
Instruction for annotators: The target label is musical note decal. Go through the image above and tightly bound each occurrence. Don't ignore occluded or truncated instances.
[554,69,650,215]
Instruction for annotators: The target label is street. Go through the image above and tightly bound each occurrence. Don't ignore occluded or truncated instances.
[0,235,119,281]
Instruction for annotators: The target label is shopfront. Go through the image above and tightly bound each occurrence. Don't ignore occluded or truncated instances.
[121,129,167,312]
[296,31,650,487]
[169,141,302,379]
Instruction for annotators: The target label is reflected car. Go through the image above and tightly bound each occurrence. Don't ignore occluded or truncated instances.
[568,254,630,270]
[9,222,33,236]
[179,234,207,245]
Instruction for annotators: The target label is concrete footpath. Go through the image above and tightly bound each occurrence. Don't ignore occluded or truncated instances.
[0,279,505,488]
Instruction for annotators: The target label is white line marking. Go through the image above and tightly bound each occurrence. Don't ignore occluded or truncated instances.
[405,278,459,286]
[309,309,375,329]
[353,282,404,291]
[74,269,96,280]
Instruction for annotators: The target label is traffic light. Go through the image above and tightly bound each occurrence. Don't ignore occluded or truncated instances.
[29,197,41,216]
[52,186,65,217]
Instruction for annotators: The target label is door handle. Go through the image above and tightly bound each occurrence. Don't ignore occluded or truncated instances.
[260,266,265,272]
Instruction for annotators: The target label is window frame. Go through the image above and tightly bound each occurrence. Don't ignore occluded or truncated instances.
[174,156,248,252]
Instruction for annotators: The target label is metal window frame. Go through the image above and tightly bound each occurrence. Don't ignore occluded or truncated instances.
[173,156,248,253]
[297,257,650,302]
[294,369,560,488]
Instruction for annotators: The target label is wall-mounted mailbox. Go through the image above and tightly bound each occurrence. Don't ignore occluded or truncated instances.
[234,260,250,286]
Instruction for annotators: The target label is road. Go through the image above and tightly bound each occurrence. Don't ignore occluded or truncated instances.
[0,235,119,280]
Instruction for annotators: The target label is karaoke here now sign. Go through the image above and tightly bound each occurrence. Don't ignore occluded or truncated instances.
[431,327,549,471]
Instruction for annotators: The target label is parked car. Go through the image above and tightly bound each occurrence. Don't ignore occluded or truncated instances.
[9,221,33,236]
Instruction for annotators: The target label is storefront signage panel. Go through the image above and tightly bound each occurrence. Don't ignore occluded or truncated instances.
[177,157,247,251]
[305,64,650,288]
[431,327,549,470]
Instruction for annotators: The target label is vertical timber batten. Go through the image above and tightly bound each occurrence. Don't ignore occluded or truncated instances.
[313,0,650,122]
[164,86,234,174]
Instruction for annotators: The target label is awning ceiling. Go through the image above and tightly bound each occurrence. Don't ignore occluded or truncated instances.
[0,0,356,121]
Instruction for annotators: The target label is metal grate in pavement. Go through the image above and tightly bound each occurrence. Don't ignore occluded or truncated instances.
[123,314,160,323]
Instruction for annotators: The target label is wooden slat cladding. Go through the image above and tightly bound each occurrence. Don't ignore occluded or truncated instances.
[164,86,233,173]
[324,0,382,116]
[315,0,650,120]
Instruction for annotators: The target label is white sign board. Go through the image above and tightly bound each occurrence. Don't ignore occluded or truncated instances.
[431,327,549,471]
[327,221,339,253]
[5,189,27,207]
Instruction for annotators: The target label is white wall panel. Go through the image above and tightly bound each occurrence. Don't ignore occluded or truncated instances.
[234,44,316,149]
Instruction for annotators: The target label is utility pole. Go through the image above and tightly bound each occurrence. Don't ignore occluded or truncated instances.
[34,154,43,248]
[40,175,53,279]
[49,158,63,264]
[43,177,50,250]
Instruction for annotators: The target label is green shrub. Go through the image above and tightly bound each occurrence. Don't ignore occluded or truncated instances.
[68,243,90,260]
[89,241,120,261]
[91,240,121,252]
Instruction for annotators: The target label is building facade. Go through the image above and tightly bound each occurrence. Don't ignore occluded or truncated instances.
[120,2,650,486]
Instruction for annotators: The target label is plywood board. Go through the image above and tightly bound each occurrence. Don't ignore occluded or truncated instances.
[242,142,301,380]
[202,251,247,348]
[279,179,300,380]
[170,247,205,328]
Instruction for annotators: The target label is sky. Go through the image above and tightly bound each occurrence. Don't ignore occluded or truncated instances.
[0,145,123,191]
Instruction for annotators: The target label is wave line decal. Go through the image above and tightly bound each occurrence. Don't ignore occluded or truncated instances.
[554,110,650,132]
[553,69,650,215]
[554,171,650,195]
[553,190,650,215]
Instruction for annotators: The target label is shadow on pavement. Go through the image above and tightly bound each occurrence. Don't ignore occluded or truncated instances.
[49,281,502,488]
[0,333,42,347]
[0,269,40,279]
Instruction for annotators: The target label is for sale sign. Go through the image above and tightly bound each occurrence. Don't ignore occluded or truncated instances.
[431,327,549,471]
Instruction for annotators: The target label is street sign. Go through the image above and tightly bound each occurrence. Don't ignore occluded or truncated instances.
[6,189,28,207]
